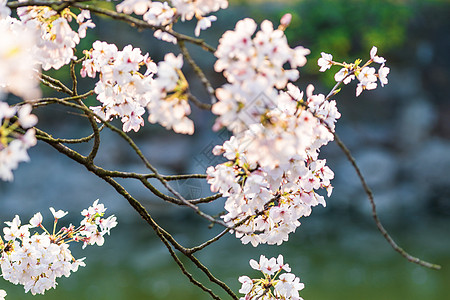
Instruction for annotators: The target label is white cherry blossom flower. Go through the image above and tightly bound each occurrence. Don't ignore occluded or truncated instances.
[370,46,386,64]
[194,15,217,36]
[29,212,43,228]
[378,64,390,87]
[142,1,174,26]
[49,207,68,219]
[358,66,377,84]
[318,52,333,72]
[116,0,152,15]
[118,0,227,39]
[239,255,304,300]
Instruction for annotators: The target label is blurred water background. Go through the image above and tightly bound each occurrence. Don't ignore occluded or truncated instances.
[1,0,450,299]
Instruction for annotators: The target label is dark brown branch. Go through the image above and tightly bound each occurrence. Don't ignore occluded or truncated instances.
[186,228,229,254]
[34,127,236,299]
[157,230,222,300]
[35,125,104,144]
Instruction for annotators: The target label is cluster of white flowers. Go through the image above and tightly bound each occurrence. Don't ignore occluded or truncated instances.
[239,255,304,300]
[207,17,339,246]
[0,289,5,300]
[17,6,95,70]
[81,41,157,132]
[0,200,117,295]
[0,103,37,181]
[212,18,310,132]
[116,0,228,41]
[318,46,390,96]
[0,13,41,101]
[214,18,309,89]
[82,42,193,134]
[147,53,194,134]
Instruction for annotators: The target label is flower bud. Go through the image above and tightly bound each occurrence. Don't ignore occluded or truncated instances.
[279,13,292,31]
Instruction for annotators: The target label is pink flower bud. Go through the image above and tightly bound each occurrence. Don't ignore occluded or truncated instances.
[279,13,292,30]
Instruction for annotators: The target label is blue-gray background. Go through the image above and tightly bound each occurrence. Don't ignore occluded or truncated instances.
[1,0,449,299]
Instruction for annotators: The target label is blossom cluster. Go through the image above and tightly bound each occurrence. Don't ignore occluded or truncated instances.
[0,102,37,181]
[16,5,95,70]
[116,0,228,41]
[207,17,339,246]
[239,255,304,300]
[147,53,194,134]
[318,46,390,96]
[81,41,157,132]
[0,13,41,101]
[0,200,117,295]
[82,42,194,134]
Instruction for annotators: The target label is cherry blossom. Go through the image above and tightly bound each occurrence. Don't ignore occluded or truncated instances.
[370,46,386,64]
[49,207,68,219]
[195,15,217,36]
[17,6,95,70]
[0,16,41,101]
[0,102,37,181]
[378,65,390,87]
[116,0,153,15]
[318,52,333,72]
[83,42,194,134]
[0,289,5,300]
[239,255,304,300]
[318,47,390,97]
[0,200,117,295]
[147,53,194,135]
[207,109,338,245]
[214,18,309,89]
[116,0,228,41]
[82,41,156,132]
[208,17,339,246]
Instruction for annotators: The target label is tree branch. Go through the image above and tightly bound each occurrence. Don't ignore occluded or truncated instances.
[179,40,216,105]
[319,76,441,270]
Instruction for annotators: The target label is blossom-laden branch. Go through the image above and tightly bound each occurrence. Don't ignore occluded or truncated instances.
[0,200,117,295]
[0,1,443,300]
[316,50,441,270]
[33,124,239,299]
[72,1,217,52]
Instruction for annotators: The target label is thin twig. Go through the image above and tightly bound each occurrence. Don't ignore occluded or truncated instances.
[35,125,104,144]
[188,93,212,110]
[40,73,73,95]
[179,40,216,104]
[321,76,441,270]
[332,132,441,270]
[157,231,222,300]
